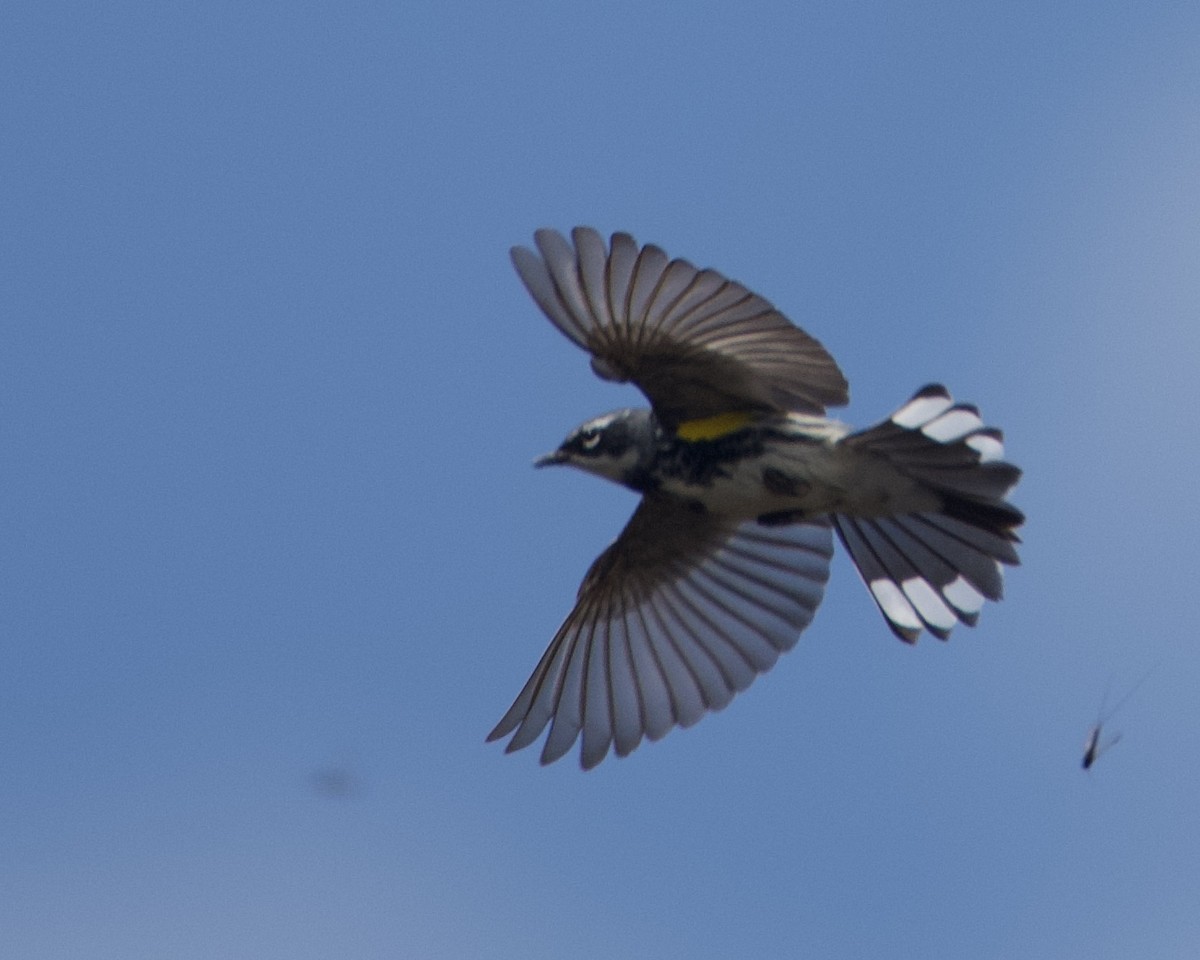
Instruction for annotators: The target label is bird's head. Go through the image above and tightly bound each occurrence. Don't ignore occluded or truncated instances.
[535,408,657,489]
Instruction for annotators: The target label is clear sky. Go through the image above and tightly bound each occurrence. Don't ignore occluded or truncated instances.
[4,2,1199,958]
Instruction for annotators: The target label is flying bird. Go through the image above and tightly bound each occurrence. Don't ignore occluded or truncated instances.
[489,227,1023,768]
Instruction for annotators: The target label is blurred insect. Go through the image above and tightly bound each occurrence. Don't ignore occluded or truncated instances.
[1082,667,1155,770]
[1081,716,1120,771]
[309,760,361,798]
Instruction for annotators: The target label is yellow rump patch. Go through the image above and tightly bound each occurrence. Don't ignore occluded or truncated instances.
[675,411,755,442]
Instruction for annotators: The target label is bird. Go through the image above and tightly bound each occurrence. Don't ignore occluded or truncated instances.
[488,226,1023,769]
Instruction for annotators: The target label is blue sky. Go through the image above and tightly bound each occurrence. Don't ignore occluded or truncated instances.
[4,2,1200,957]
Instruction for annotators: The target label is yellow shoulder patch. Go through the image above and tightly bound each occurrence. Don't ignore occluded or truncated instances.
[675,411,755,442]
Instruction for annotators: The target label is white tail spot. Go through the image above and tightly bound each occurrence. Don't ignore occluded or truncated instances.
[923,408,984,443]
[966,433,1005,462]
[869,579,922,632]
[892,393,953,429]
[943,576,986,616]
[900,577,958,632]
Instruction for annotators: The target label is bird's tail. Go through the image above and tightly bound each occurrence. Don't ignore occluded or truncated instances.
[832,384,1023,642]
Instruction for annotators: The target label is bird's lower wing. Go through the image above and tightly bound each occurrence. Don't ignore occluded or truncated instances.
[488,496,833,769]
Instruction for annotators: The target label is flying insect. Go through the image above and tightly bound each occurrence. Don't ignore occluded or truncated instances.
[1082,668,1154,770]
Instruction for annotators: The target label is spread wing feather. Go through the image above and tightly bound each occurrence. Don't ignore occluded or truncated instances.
[511,227,849,428]
[488,496,834,768]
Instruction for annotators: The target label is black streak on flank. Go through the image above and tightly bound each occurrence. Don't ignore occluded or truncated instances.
[659,430,766,487]
[762,467,810,498]
[757,510,808,527]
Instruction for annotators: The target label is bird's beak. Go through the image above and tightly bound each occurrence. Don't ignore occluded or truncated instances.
[534,449,568,468]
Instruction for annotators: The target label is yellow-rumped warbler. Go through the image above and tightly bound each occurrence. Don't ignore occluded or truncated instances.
[490,227,1023,769]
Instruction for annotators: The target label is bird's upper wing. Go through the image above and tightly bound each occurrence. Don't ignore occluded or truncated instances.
[511,227,849,429]
[488,494,833,768]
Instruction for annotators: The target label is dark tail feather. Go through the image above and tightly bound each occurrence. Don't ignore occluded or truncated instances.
[834,385,1023,642]
[939,493,1024,540]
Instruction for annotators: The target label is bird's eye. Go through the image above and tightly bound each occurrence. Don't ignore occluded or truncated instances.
[581,430,602,450]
